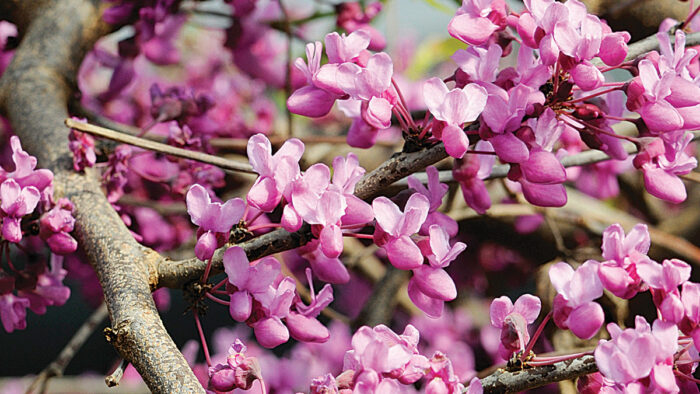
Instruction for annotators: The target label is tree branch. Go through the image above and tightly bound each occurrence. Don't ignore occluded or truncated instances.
[480,355,598,393]
[65,118,256,174]
[26,303,109,394]
[0,1,203,392]
[157,142,448,288]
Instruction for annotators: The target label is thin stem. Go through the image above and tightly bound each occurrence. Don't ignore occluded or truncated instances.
[529,350,594,366]
[248,223,284,232]
[602,114,636,122]
[194,312,212,367]
[680,3,700,30]
[521,311,552,362]
[344,232,374,239]
[201,257,213,285]
[392,78,415,129]
[566,86,623,105]
[105,359,128,387]
[211,278,228,292]
[26,302,109,394]
[675,370,700,384]
[64,118,256,174]
[466,150,498,155]
[205,292,230,306]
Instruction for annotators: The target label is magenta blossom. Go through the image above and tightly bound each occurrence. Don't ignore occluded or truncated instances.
[68,119,96,172]
[407,166,457,237]
[208,338,262,392]
[423,77,487,158]
[286,268,333,343]
[637,258,691,324]
[372,193,430,270]
[549,261,604,339]
[595,316,679,392]
[448,0,508,46]
[597,223,651,299]
[0,276,29,333]
[489,294,541,359]
[247,133,304,212]
[409,225,465,317]
[0,178,40,243]
[223,246,280,322]
[39,198,78,255]
[186,184,245,261]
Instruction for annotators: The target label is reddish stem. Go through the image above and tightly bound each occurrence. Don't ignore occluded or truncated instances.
[248,223,283,232]
[201,257,213,285]
[521,311,552,362]
[567,86,623,105]
[194,312,212,367]
[205,293,230,306]
[680,3,700,30]
[344,232,374,239]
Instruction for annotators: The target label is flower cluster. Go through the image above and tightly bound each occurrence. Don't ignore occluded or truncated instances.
[0,136,77,333]
[222,247,333,348]
[306,324,483,394]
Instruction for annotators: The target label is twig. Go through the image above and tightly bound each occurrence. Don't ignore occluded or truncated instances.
[398,130,700,186]
[105,359,128,387]
[480,355,597,393]
[65,118,256,174]
[158,142,449,288]
[25,303,109,394]
[352,266,410,328]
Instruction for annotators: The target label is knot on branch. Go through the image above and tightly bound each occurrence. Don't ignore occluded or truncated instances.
[104,320,130,345]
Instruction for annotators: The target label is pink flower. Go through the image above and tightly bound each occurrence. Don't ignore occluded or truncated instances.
[633,131,697,204]
[68,119,96,172]
[549,261,604,339]
[0,178,40,243]
[344,324,427,382]
[372,193,430,270]
[452,43,502,85]
[625,59,683,133]
[595,317,679,392]
[407,166,457,237]
[289,163,347,258]
[288,42,342,118]
[337,53,395,129]
[489,294,541,359]
[39,198,78,255]
[223,246,280,322]
[336,2,385,50]
[186,184,245,261]
[423,78,487,158]
[448,0,507,46]
[637,258,691,324]
[452,141,495,214]
[286,268,333,343]
[251,277,296,348]
[17,255,70,315]
[0,276,29,333]
[424,352,465,394]
[597,223,651,299]
[208,339,262,391]
[0,136,53,193]
[247,133,304,212]
[679,281,700,351]
[409,225,465,317]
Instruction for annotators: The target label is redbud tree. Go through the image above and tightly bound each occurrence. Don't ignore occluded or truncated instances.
[1,0,700,393]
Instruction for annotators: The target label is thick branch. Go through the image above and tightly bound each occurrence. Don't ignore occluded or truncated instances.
[0,1,203,392]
